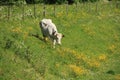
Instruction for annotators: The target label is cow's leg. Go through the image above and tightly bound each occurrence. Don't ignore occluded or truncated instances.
[42,34,48,42]
[53,39,56,48]
[44,36,48,41]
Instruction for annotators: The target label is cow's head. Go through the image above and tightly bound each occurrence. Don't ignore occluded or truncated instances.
[53,31,64,45]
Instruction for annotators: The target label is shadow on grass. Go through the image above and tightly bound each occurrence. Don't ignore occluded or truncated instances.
[31,34,45,42]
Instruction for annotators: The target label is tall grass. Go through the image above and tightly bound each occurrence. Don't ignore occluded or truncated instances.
[0,2,120,80]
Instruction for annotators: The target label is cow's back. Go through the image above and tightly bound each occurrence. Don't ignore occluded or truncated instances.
[40,19,58,37]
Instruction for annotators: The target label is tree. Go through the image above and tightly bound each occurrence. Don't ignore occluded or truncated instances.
[44,0,66,4]
[0,0,26,5]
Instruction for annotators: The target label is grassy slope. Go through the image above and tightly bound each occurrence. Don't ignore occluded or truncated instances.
[0,2,120,80]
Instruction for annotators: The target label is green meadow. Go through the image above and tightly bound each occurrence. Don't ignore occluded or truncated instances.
[0,2,120,80]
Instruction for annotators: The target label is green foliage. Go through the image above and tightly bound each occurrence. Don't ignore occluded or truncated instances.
[0,0,99,5]
[25,0,44,4]
[44,0,66,4]
[0,0,26,5]
[44,0,99,4]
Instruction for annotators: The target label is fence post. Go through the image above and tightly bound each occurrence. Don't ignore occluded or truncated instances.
[34,2,36,18]
[7,2,10,20]
[95,2,98,13]
[88,0,91,12]
[75,2,78,12]
[66,1,68,15]
[116,1,119,8]
[22,3,25,20]
[43,4,46,18]
[53,4,56,17]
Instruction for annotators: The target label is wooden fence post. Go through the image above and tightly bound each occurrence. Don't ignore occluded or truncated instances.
[53,5,56,17]
[66,1,68,15]
[22,3,25,20]
[75,2,78,12]
[88,0,91,12]
[95,2,98,13]
[7,2,10,20]
[116,1,119,8]
[34,2,36,18]
[43,4,46,18]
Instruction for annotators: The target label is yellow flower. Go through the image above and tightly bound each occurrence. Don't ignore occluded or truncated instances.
[76,53,87,61]
[11,27,22,33]
[55,63,60,68]
[23,31,28,40]
[98,54,107,61]
[115,74,120,80]
[58,48,87,62]
[28,27,33,31]
[108,44,116,53]
[83,27,95,36]
[57,12,63,17]
[69,64,86,75]
[97,16,102,20]
[88,60,100,68]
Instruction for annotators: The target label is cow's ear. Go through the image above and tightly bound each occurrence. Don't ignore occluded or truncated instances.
[52,31,57,36]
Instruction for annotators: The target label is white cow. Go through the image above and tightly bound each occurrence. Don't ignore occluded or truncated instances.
[40,19,64,48]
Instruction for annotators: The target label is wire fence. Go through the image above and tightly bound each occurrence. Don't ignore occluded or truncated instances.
[0,1,119,21]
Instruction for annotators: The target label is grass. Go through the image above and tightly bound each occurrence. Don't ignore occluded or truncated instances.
[0,2,120,80]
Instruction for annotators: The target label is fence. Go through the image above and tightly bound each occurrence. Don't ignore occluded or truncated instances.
[0,1,119,21]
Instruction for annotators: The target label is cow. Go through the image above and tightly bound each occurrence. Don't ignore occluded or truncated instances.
[39,19,64,48]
